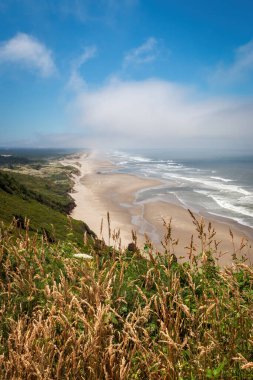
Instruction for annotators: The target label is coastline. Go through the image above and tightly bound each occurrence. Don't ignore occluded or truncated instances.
[63,152,253,265]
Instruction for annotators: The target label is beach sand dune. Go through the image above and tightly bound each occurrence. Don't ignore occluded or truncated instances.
[63,153,253,265]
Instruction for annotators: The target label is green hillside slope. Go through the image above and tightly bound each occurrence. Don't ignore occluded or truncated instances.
[0,158,95,246]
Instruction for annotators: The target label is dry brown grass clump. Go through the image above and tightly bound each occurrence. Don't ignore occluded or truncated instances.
[0,216,253,379]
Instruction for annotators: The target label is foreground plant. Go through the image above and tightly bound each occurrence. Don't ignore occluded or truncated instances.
[0,216,252,379]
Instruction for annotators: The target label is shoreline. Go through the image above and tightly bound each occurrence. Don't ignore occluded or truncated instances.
[63,152,253,265]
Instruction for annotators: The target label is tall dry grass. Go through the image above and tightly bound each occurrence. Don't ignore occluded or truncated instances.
[0,214,253,379]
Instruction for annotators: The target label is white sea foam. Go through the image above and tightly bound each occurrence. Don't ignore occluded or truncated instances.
[237,195,253,205]
[141,169,158,176]
[163,173,251,196]
[129,155,152,162]
[193,189,210,196]
[208,195,253,218]
[156,163,184,171]
[208,211,252,228]
[210,176,233,183]
[118,161,128,165]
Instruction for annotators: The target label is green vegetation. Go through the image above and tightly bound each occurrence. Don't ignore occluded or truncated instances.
[0,155,94,246]
[0,218,252,379]
[0,189,93,246]
[0,167,77,214]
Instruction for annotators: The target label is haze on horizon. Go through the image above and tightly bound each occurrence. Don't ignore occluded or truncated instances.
[0,0,253,152]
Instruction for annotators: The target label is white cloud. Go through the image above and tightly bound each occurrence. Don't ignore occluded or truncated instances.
[67,71,86,92]
[68,78,253,149]
[0,33,56,77]
[209,39,253,85]
[73,46,97,70]
[123,38,159,68]
[67,46,97,91]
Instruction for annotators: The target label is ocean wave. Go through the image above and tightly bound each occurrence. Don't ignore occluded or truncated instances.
[193,189,210,195]
[208,195,253,218]
[141,169,159,176]
[163,173,251,196]
[118,161,128,165]
[128,156,152,162]
[208,211,253,228]
[155,163,185,171]
[210,176,234,183]
[237,195,253,208]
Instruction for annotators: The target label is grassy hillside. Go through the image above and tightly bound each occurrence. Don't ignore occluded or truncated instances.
[0,221,252,379]
[0,154,95,247]
[0,189,94,246]
[0,167,77,214]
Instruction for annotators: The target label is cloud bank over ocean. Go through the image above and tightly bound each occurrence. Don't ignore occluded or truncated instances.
[64,77,253,150]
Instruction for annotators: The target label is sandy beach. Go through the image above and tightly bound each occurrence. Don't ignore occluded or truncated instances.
[63,152,253,265]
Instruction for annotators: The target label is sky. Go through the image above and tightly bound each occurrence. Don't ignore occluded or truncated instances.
[0,0,253,151]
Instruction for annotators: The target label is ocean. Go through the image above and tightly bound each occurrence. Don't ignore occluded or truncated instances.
[107,149,253,231]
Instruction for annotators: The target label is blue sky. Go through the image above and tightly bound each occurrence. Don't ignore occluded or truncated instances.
[0,0,253,150]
